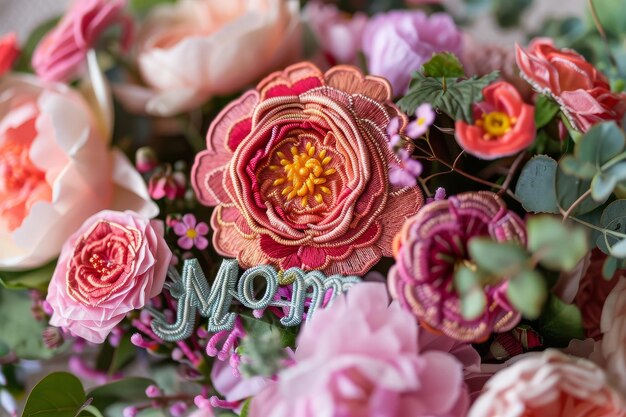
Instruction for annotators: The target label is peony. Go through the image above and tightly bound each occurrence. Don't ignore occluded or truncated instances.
[0,75,156,270]
[0,33,19,77]
[32,0,131,82]
[119,0,301,117]
[516,38,626,132]
[249,283,469,417]
[46,210,171,343]
[304,1,367,66]
[362,10,462,95]
[469,350,626,417]
[191,62,423,275]
[599,278,626,394]
[455,81,535,160]
[388,191,525,342]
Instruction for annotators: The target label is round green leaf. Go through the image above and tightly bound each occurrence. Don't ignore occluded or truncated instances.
[527,216,588,271]
[560,156,597,179]
[422,52,465,78]
[460,287,487,320]
[591,162,626,201]
[86,378,153,411]
[598,200,626,258]
[556,165,603,215]
[22,372,86,417]
[468,238,529,276]
[536,295,584,346]
[602,256,619,280]
[576,122,625,166]
[507,270,547,319]
[515,155,559,213]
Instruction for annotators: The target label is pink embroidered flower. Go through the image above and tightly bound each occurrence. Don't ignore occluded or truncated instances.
[388,191,525,342]
[191,62,424,275]
[599,278,626,394]
[0,33,19,77]
[46,210,171,343]
[0,75,156,270]
[173,214,209,250]
[249,283,469,417]
[32,0,131,82]
[468,350,626,417]
[516,38,626,132]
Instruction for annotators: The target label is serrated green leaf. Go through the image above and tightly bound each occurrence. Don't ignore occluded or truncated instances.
[515,155,559,213]
[507,270,547,319]
[0,261,56,292]
[576,122,625,166]
[527,215,588,271]
[422,52,465,78]
[536,295,584,346]
[560,156,597,179]
[22,372,86,417]
[468,238,529,276]
[397,72,499,123]
[534,94,560,129]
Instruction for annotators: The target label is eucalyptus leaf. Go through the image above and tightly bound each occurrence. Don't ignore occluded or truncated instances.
[527,216,588,271]
[453,264,481,294]
[507,270,546,319]
[515,155,559,213]
[556,165,603,215]
[422,52,465,78]
[0,261,56,292]
[603,256,619,279]
[591,162,626,201]
[460,287,487,320]
[22,372,86,417]
[560,156,597,179]
[576,122,625,166]
[468,238,529,276]
[534,94,560,129]
[536,295,584,347]
[598,200,626,258]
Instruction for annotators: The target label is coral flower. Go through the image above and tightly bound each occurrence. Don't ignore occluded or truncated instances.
[191,62,423,275]
[469,350,626,417]
[455,81,535,160]
[0,33,19,77]
[388,191,525,342]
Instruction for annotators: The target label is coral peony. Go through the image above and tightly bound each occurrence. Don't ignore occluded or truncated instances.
[516,38,626,132]
[32,0,131,82]
[388,191,525,342]
[0,33,19,77]
[191,62,423,275]
[362,10,462,95]
[599,278,626,395]
[455,81,535,160]
[0,75,156,270]
[118,0,301,116]
[469,349,626,417]
[46,210,171,343]
[249,283,469,417]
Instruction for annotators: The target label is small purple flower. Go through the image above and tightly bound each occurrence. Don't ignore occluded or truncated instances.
[173,214,209,250]
[145,384,161,398]
[406,103,435,139]
[389,148,423,187]
[426,187,447,204]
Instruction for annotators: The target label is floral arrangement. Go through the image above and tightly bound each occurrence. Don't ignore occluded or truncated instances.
[1,0,626,416]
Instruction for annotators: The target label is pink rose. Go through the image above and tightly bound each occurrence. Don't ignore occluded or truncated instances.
[469,350,626,417]
[516,38,626,132]
[0,75,156,269]
[249,283,469,417]
[46,210,171,343]
[0,33,19,77]
[116,0,301,117]
[599,278,626,394]
[32,0,131,82]
[191,62,423,275]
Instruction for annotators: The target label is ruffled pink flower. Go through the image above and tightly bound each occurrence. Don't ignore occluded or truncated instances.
[388,191,525,342]
[32,0,131,82]
[0,33,19,77]
[46,210,171,343]
[599,278,626,394]
[173,214,209,250]
[249,283,469,417]
[469,350,626,417]
[191,62,423,275]
[304,1,367,66]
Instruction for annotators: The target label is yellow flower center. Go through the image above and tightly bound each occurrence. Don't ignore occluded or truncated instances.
[416,117,426,126]
[268,142,335,207]
[476,111,516,139]
[186,229,198,239]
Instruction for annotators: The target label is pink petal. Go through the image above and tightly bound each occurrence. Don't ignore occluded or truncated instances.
[194,236,209,250]
[182,213,197,228]
[173,222,188,236]
[178,236,194,250]
[196,221,209,235]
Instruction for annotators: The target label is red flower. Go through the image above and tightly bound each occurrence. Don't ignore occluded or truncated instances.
[0,33,19,77]
[455,81,535,160]
[516,38,626,132]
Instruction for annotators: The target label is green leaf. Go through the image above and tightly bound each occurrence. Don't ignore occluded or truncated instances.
[0,261,56,292]
[453,264,482,294]
[515,155,560,213]
[576,122,625,167]
[468,238,529,276]
[536,295,584,347]
[591,162,626,201]
[494,0,533,28]
[129,0,176,15]
[86,378,153,411]
[460,287,487,320]
[96,334,136,375]
[556,165,603,215]
[0,288,54,359]
[22,372,86,417]
[14,18,60,73]
[560,156,597,179]
[240,398,252,417]
[527,215,588,271]
[534,94,560,129]
[507,270,547,319]
[598,200,626,258]
[240,315,297,349]
[422,52,465,78]
[0,340,9,358]
[397,71,499,123]
[603,256,619,279]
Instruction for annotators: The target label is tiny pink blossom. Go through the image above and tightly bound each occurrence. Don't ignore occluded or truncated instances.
[173,214,209,250]
[148,170,185,200]
[389,149,423,187]
[406,103,435,139]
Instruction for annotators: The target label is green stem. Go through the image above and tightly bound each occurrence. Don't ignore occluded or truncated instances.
[601,151,626,171]
[561,189,592,222]
[570,216,626,239]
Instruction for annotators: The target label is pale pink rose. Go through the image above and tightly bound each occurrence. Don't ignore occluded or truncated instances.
[304,1,367,66]
[0,33,19,77]
[0,75,157,270]
[599,278,626,395]
[249,283,469,417]
[469,349,626,417]
[118,0,301,117]
[32,0,131,82]
[46,210,171,343]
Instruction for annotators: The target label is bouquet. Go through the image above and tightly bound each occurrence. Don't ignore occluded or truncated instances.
[1,0,626,416]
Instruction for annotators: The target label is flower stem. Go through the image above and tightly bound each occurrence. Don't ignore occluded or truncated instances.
[561,189,592,222]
